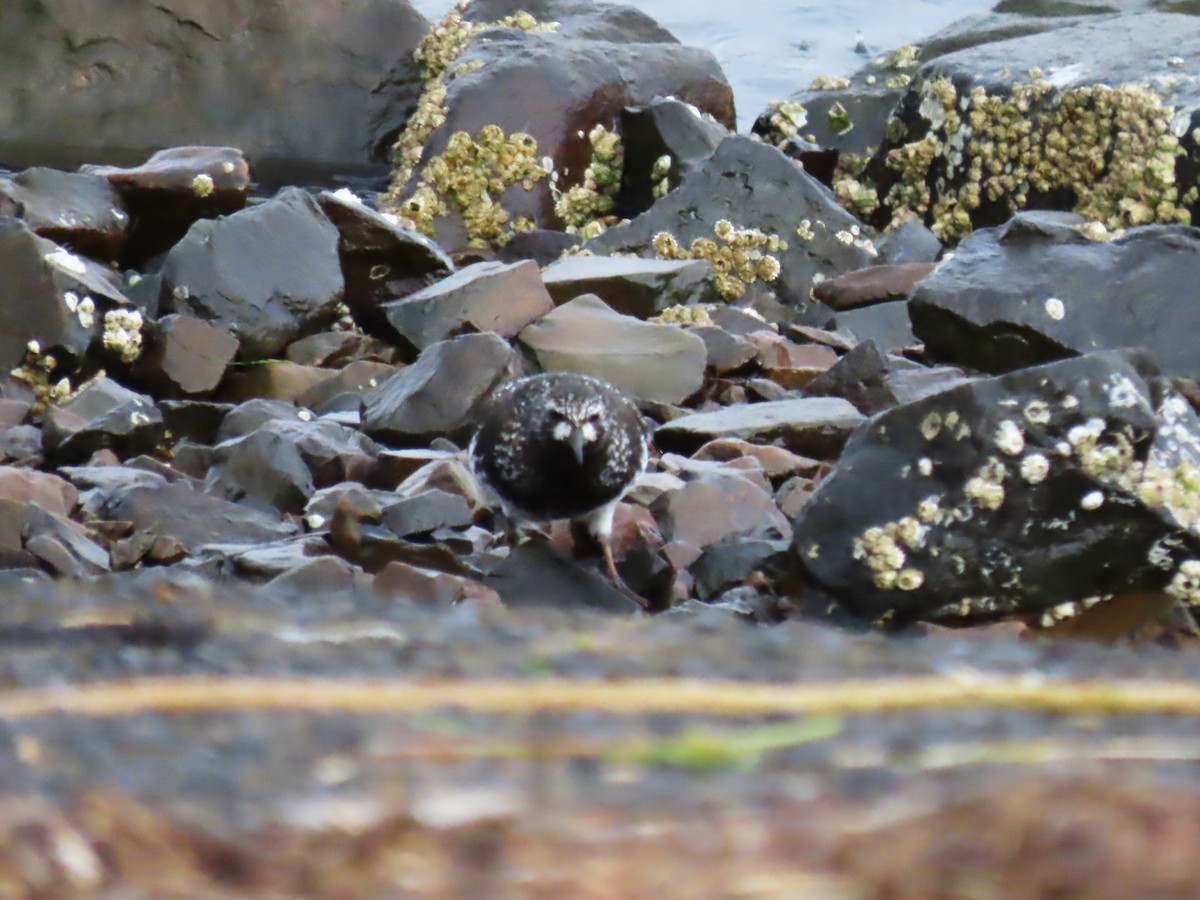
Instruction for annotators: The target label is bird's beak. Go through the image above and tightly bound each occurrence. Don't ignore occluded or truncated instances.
[568,427,586,465]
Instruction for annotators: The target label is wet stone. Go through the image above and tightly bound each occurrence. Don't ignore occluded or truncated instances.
[219,361,336,404]
[692,325,757,375]
[382,490,475,539]
[284,331,400,369]
[383,260,553,353]
[361,332,515,446]
[216,399,311,444]
[207,430,317,516]
[835,300,918,352]
[294,360,400,415]
[540,255,716,319]
[99,483,298,554]
[875,220,943,265]
[618,97,729,215]
[655,397,866,459]
[42,378,164,466]
[0,167,130,262]
[651,469,791,551]
[518,294,706,404]
[159,186,344,360]
[159,400,234,445]
[481,541,642,614]
[804,340,974,416]
[792,350,1200,627]
[910,217,1200,379]
[134,314,239,398]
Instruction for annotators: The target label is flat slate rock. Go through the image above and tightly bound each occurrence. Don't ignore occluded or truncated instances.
[540,255,715,318]
[518,294,706,404]
[910,215,1200,379]
[0,167,130,262]
[655,398,866,459]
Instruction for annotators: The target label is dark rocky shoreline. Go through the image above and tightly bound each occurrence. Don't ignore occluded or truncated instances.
[3,0,1200,894]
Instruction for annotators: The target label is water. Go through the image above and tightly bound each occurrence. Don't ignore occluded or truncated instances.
[410,0,996,130]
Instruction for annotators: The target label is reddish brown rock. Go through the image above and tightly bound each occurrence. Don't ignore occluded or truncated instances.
[0,468,78,518]
[134,314,239,398]
[813,262,938,311]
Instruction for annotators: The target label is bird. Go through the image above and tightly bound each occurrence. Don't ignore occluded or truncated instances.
[469,371,650,601]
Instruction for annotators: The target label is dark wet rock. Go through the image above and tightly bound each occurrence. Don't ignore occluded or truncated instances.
[585,137,876,316]
[1,5,426,180]
[690,537,792,602]
[378,2,734,249]
[875,220,943,265]
[495,229,582,267]
[792,350,1200,627]
[374,449,461,491]
[215,400,308,444]
[284,331,399,369]
[315,189,453,338]
[813,263,938,311]
[910,217,1200,379]
[394,457,488,514]
[42,378,164,465]
[383,490,476,538]
[159,400,234,445]
[651,469,791,549]
[656,398,866,459]
[133,314,239,398]
[100,483,298,553]
[219,361,336,404]
[361,333,515,446]
[159,187,344,360]
[518,294,705,403]
[23,505,110,577]
[482,540,642,613]
[616,95,729,212]
[866,13,1200,241]
[0,425,42,464]
[835,300,918,351]
[383,260,554,353]
[540,255,715,317]
[258,418,379,488]
[207,430,316,515]
[168,440,215,481]
[294,360,400,414]
[803,340,974,416]
[81,147,252,266]
[0,168,130,262]
[0,468,78,519]
[0,218,131,373]
[692,325,757,375]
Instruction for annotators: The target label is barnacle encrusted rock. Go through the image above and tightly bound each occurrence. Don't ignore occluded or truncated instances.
[379,1,734,251]
[863,13,1200,241]
[585,136,875,318]
[908,212,1200,380]
[792,350,1200,627]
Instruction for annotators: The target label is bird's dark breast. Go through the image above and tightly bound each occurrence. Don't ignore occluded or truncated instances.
[488,439,629,521]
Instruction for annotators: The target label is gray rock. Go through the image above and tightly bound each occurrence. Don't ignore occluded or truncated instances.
[207,430,315,515]
[655,397,866,459]
[0,167,130,262]
[618,97,729,214]
[585,136,876,316]
[518,294,706,403]
[803,340,973,416]
[361,332,515,445]
[134,314,239,397]
[159,187,344,360]
[42,377,164,465]
[835,301,918,351]
[910,217,1200,378]
[540,255,715,317]
[0,2,427,182]
[651,470,792,550]
[383,260,554,352]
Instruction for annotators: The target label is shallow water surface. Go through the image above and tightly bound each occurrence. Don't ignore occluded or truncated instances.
[411,0,996,129]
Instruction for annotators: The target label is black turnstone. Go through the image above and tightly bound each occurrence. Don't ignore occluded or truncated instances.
[469,371,649,594]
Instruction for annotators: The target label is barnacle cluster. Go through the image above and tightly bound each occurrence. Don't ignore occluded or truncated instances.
[392,125,545,245]
[649,304,715,327]
[10,341,70,413]
[759,101,809,147]
[191,173,215,198]
[651,220,786,300]
[102,308,144,364]
[851,519,927,591]
[553,124,624,234]
[382,4,558,239]
[876,74,1191,241]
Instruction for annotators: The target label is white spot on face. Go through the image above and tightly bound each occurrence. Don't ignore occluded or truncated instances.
[581,422,598,442]
[1044,297,1065,320]
[552,421,572,442]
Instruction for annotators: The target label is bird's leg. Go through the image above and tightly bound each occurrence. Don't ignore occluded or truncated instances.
[579,501,648,610]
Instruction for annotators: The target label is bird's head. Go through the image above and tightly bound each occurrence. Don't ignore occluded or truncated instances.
[547,399,605,465]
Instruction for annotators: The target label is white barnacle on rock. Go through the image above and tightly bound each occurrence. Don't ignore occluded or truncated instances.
[895,568,925,591]
[191,173,216,198]
[916,496,942,523]
[1044,297,1065,320]
[834,229,855,245]
[993,419,1025,456]
[1079,490,1105,510]
[76,296,95,330]
[917,457,933,476]
[47,248,87,276]
[297,409,314,422]
[795,219,815,241]
[1020,453,1050,484]
[102,308,143,363]
[1106,375,1141,409]
[919,411,943,441]
[893,516,928,549]
[62,291,79,313]
[26,340,40,357]
[1166,559,1200,605]
[964,461,1006,510]
[1067,417,1106,450]
[1022,400,1051,426]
